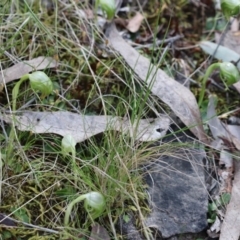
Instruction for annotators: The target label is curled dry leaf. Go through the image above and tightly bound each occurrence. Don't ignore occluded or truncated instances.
[106,23,208,144]
[0,57,58,85]
[90,223,110,240]
[233,81,240,94]
[1,111,170,143]
[207,95,240,240]
[126,12,144,33]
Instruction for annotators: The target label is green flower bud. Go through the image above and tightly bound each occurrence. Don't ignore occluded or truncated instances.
[83,192,106,220]
[29,71,53,97]
[61,134,76,157]
[219,62,240,87]
[198,61,239,107]
[64,191,106,227]
[221,0,240,18]
[96,0,116,20]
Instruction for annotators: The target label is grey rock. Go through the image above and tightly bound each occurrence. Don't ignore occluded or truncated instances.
[119,125,209,239]
[144,128,208,238]
[118,213,144,240]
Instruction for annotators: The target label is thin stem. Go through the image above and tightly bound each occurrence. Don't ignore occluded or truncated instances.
[64,195,85,227]
[12,74,29,111]
[72,150,78,186]
[198,63,219,107]
[6,74,30,160]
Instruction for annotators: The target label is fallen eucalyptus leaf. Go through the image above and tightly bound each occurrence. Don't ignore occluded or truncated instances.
[207,94,232,140]
[207,94,240,240]
[105,23,208,144]
[0,57,58,85]
[215,31,240,55]
[207,94,240,151]
[219,161,240,240]
[199,41,240,69]
[1,111,170,143]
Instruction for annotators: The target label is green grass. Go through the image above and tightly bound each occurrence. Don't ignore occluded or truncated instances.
[0,1,173,239]
[2,1,234,239]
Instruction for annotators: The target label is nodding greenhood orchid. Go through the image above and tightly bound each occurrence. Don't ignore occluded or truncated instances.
[96,0,116,20]
[221,0,240,18]
[64,191,106,227]
[12,71,53,111]
[29,71,53,97]
[198,62,240,108]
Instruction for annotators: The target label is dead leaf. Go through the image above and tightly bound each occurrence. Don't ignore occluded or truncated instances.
[210,216,221,233]
[116,116,170,141]
[89,223,110,240]
[220,150,233,168]
[126,12,144,33]
[207,95,231,141]
[233,81,240,94]
[219,161,240,240]
[207,94,240,239]
[215,31,240,55]
[1,111,170,143]
[105,23,208,144]
[207,95,240,152]
[231,136,240,151]
[114,17,128,28]
[0,57,58,85]
[230,18,239,32]
[0,214,17,227]
[227,125,240,141]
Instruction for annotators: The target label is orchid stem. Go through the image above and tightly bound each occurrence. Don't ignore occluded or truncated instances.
[198,63,219,107]
[7,74,30,160]
[64,195,85,227]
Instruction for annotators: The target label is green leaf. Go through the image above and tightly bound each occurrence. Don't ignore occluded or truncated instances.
[55,186,77,197]
[208,217,216,223]
[220,193,231,205]
[2,230,12,239]
[199,41,240,69]
[123,214,130,223]
[209,202,218,211]
[12,207,30,223]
